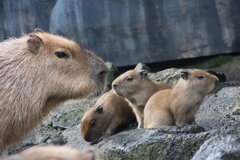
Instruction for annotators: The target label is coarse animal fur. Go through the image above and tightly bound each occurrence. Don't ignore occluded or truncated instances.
[112,63,171,128]
[81,90,135,143]
[0,29,107,150]
[144,69,219,128]
[3,145,94,160]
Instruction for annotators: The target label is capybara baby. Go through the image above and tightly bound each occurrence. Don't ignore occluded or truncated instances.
[0,29,107,150]
[81,90,135,143]
[112,63,171,128]
[3,145,94,160]
[144,69,219,128]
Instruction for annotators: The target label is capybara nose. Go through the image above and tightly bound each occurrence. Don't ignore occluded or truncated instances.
[94,63,108,79]
[84,135,91,142]
[112,84,118,89]
[215,79,219,86]
[98,70,107,78]
[96,63,108,79]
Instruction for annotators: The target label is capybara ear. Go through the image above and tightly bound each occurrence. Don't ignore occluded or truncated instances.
[33,28,44,33]
[139,70,148,79]
[88,105,93,110]
[135,63,150,72]
[95,105,103,114]
[180,71,189,80]
[27,33,43,53]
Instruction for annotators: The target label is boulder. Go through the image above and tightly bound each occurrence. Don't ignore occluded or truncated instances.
[192,135,240,160]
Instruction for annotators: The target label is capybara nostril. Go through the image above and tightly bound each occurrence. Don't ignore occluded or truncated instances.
[93,62,108,81]
[112,84,118,89]
[84,134,91,142]
[98,70,107,77]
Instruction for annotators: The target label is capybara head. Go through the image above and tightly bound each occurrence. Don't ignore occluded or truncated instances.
[112,63,150,98]
[25,29,108,98]
[81,105,109,143]
[180,69,219,95]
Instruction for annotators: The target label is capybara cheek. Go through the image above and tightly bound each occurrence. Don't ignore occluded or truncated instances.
[91,65,108,96]
[91,60,108,83]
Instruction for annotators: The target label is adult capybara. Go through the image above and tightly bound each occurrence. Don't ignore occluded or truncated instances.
[144,69,219,128]
[81,90,135,143]
[112,63,171,128]
[3,145,94,160]
[0,29,107,150]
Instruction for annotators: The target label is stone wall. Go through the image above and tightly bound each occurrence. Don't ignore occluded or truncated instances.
[0,0,240,66]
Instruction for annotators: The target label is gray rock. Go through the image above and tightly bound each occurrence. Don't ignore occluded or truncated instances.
[96,126,213,160]
[149,68,182,87]
[192,135,240,160]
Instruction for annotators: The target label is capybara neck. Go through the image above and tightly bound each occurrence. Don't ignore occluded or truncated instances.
[172,79,206,103]
[128,80,159,107]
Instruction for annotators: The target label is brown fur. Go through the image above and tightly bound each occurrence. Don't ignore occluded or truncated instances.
[3,145,94,160]
[112,64,171,128]
[81,90,135,143]
[0,31,107,150]
[144,69,219,128]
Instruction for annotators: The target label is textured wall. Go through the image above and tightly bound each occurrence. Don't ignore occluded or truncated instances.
[0,0,240,66]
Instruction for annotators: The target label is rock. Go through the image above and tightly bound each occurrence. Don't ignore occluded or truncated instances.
[0,1,240,66]
[149,68,182,87]
[192,135,240,160]
[196,87,240,131]
[96,126,213,160]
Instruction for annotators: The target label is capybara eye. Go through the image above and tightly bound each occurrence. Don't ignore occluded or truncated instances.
[90,119,96,127]
[55,51,69,59]
[126,77,134,81]
[196,75,205,80]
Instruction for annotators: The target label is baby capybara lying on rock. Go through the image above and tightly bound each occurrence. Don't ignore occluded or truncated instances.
[0,29,107,150]
[81,90,135,143]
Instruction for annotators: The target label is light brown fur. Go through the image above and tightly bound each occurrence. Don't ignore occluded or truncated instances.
[3,145,94,160]
[144,69,219,128]
[0,30,107,150]
[81,90,135,143]
[112,64,171,128]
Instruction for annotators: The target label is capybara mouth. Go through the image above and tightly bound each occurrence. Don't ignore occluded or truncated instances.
[112,89,124,97]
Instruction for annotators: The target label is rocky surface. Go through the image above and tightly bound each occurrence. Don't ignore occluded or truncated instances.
[2,67,240,160]
[0,1,240,66]
[192,135,240,160]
